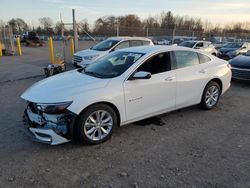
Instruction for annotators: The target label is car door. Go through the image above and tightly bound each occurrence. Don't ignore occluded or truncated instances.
[123,52,176,121]
[174,50,210,108]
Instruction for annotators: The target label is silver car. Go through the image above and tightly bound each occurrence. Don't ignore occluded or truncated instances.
[179,40,218,56]
[72,37,154,68]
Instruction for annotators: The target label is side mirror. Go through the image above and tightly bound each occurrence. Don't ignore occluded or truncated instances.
[129,71,151,80]
[194,46,200,49]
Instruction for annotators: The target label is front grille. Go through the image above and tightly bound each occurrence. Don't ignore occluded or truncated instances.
[28,102,39,113]
[72,55,83,64]
[232,68,250,80]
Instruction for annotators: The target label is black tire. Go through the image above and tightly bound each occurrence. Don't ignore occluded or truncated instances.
[76,104,118,144]
[200,81,221,110]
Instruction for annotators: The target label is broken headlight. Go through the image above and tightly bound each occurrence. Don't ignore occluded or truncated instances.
[37,101,73,114]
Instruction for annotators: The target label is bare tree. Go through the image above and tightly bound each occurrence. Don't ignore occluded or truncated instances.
[8,18,28,33]
[0,19,6,27]
[144,17,160,28]
[78,19,91,35]
[39,17,53,34]
[54,21,65,35]
[160,11,175,29]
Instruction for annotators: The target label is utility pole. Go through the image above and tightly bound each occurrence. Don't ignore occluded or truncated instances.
[72,9,78,51]
[60,13,66,63]
[172,24,176,44]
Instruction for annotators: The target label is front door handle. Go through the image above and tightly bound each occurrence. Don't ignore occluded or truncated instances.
[199,69,206,74]
[165,76,175,81]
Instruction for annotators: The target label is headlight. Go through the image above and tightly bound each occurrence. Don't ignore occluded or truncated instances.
[83,54,99,61]
[227,50,238,56]
[37,101,72,114]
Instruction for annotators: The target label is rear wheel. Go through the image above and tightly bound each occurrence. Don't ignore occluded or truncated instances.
[200,81,221,110]
[76,104,117,144]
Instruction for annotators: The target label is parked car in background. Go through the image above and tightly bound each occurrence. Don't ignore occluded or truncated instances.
[12,35,21,43]
[212,42,226,49]
[218,42,250,59]
[154,39,171,45]
[229,50,250,81]
[179,40,218,56]
[21,45,231,145]
[39,36,49,41]
[172,38,185,45]
[72,37,154,68]
[22,31,44,46]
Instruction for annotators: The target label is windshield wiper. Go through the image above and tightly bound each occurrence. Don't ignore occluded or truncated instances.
[84,71,104,78]
[78,66,106,78]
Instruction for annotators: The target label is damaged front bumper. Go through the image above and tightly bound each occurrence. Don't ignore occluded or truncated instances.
[23,103,76,145]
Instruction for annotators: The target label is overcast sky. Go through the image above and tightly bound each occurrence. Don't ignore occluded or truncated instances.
[1,0,250,27]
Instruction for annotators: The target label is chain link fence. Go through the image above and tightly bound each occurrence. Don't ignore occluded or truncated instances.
[82,26,250,44]
[0,26,15,55]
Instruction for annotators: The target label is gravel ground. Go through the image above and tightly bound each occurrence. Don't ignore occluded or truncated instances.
[0,42,250,188]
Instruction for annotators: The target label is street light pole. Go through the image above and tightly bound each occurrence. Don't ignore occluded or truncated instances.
[72,9,78,51]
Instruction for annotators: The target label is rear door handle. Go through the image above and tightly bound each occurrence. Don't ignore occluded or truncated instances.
[199,69,206,74]
[165,76,175,81]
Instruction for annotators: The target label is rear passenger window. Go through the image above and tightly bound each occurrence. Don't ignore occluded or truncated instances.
[175,51,199,69]
[137,52,171,75]
[130,40,143,47]
[114,41,130,50]
[142,41,151,45]
[198,53,211,64]
[204,43,210,47]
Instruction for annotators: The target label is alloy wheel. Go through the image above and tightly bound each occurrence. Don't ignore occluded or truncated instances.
[83,110,113,141]
[205,85,220,108]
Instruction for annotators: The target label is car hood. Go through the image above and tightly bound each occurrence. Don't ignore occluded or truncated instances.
[21,70,111,103]
[74,49,108,57]
[219,48,238,53]
[230,55,250,69]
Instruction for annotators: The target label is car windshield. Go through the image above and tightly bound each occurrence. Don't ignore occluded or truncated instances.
[224,42,243,48]
[179,41,196,48]
[81,51,145,78]
[91,39,120,51]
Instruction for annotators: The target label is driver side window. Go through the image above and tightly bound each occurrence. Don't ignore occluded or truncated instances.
[114,41,130,51]
[196,42,204,48]
[137,52,171,75]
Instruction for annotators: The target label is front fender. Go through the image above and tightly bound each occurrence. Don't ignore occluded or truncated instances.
[67,87,126,124]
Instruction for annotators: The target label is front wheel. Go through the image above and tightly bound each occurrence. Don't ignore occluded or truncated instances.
[76,104,117,144]
[200,81,221,110]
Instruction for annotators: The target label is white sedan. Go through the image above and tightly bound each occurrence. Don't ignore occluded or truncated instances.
[21,46,231,145]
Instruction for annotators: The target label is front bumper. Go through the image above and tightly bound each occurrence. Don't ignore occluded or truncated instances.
[23,104,76,145]
[231,67,250,81]
[218,53,230,60]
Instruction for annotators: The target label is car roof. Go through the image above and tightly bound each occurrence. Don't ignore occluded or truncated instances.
[119,45,197,54]
[107,36,152,42]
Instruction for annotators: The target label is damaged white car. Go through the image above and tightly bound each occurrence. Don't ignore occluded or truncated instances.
[21,46,231,145]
